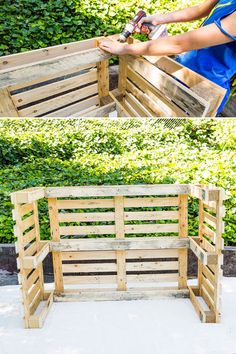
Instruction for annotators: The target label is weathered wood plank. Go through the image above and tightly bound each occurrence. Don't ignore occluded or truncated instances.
[57,198,115,209]
[125,56,209,116]
[54,288,189,302]
[126,79,166,117]
[11,187,45,204]
[58,212,115,222]
[22,242,50,269]
[189,237,217,265]
[61,251,116,261]
[124,211,179,221]
[127,68,187,117]
[28,291,54,328]
[188,286,216,323]
[60,249,179,261]
[147,56,225,116]
[12,70,97,108]
[0,38,98,71]
[45,184,190,198]
[21,215,35,233]
[46,95,99,118]
[63,275,117,285]
[50,237,189,252]
[9,64,96,92]
[0,88,19,117]
[19,83,98,117]
[125,223,179,234]
[114,196,126,291]
[59,225,116,236]
[56,196,179,210]
[82,101,116,117]
[18,203,34,218]
[190,185,221,203]
[109,89,131,117]
[127,273,179,283]
[22,228,36,247]
[124,91,153,117]
[124,197,179,208]
[48,198,64,294]
[178,195,188,289]
[59,223,178,236]
[203,211,217,230]
[0,48,111,89]
[62,262,117,273]
[126,260,179,271]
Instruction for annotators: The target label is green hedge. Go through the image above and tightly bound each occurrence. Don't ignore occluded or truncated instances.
[0,118,235,245]
[0,0,200,56]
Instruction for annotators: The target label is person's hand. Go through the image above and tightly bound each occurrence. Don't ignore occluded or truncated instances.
[99,39,129,55]
[135,14,163,33]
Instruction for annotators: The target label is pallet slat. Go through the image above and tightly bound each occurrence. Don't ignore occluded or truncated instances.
[12,70,97,107]
[60,249,179,261]
[19,83,98,117]
[63,275,117,285]
[45,185,190,198]
[126,56,209,116]
[54,288,189,302]
[50,237,189,252]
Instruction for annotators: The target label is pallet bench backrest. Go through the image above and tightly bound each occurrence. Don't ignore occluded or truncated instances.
[46,185,188,290]
[0,37,226,117]
[0,38,110,117]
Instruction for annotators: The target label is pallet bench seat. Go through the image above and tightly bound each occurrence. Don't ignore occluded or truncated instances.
[0,36,226,117]
[11,183,225,328]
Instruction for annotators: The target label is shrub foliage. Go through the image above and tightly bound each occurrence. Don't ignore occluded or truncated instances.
[0,0,201,56]
[0,118,235,245]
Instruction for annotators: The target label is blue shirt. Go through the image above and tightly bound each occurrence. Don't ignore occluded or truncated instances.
[176,0,236,113]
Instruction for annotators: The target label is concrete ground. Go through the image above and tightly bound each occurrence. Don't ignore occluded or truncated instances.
[0,277,236,354]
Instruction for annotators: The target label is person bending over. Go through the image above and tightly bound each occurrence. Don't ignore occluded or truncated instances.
[99,0,236,113]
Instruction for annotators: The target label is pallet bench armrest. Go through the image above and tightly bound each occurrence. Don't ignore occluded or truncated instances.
[189,185,225,203]
[22,241,50,269]
[189,237,218,265]
[28,291,54,328]
[11,187,46,204]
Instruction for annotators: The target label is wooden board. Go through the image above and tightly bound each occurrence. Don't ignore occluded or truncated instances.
[125,56,209,116]
[0,88,19,116]
[50,237,189,252]
[45,184,190,198]
[48,198,64,293]
[54,288,189,302]
[0,48,111,89]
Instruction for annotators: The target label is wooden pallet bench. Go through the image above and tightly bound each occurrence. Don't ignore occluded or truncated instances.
[0,36,226,117]
[11,184,225,328]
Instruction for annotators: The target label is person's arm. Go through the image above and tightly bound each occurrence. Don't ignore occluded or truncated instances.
[139,0,219,25]
[99,11,236,56]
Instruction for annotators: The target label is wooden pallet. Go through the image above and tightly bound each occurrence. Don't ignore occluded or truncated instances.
[11,184,225,328]
[0,38,114,117]
[0,36,226,117]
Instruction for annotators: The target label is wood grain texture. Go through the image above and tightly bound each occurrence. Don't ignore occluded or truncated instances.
[48,198,64,294]
[0,88,19,117]
[178,195,188,289]
[0,48,111,89]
